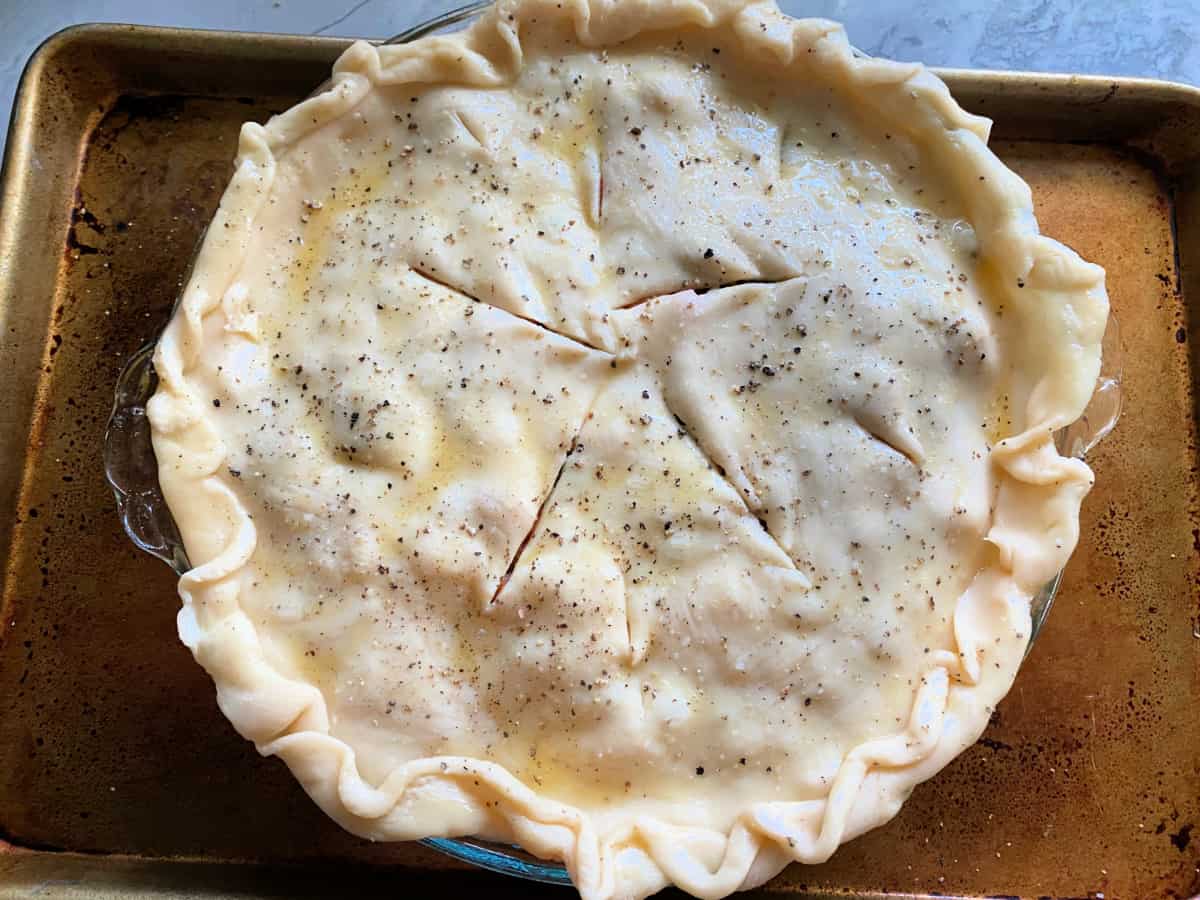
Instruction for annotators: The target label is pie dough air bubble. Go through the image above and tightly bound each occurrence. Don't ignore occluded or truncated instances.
[147,1,1108,898]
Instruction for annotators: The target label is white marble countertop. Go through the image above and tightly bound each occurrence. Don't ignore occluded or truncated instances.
[1,0,1198,152]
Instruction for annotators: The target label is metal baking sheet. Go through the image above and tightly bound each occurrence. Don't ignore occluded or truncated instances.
[0,23,1197,899]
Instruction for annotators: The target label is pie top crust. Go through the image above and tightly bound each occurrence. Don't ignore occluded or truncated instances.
[147,1,1108,897]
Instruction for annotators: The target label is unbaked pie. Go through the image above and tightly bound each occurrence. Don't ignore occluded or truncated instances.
[147,1,1108,897]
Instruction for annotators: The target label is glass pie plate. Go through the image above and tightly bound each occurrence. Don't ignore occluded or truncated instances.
[102,1,1124,887]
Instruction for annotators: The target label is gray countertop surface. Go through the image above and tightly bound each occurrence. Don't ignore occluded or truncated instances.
[1,0,1198,153]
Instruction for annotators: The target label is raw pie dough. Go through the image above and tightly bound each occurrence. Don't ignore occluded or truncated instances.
[147,1,1108,897]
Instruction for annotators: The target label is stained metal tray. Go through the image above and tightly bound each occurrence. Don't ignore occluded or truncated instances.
[0,22,1197,900]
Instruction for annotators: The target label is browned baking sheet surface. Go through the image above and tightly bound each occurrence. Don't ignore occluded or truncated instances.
[0,24,1197,900]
